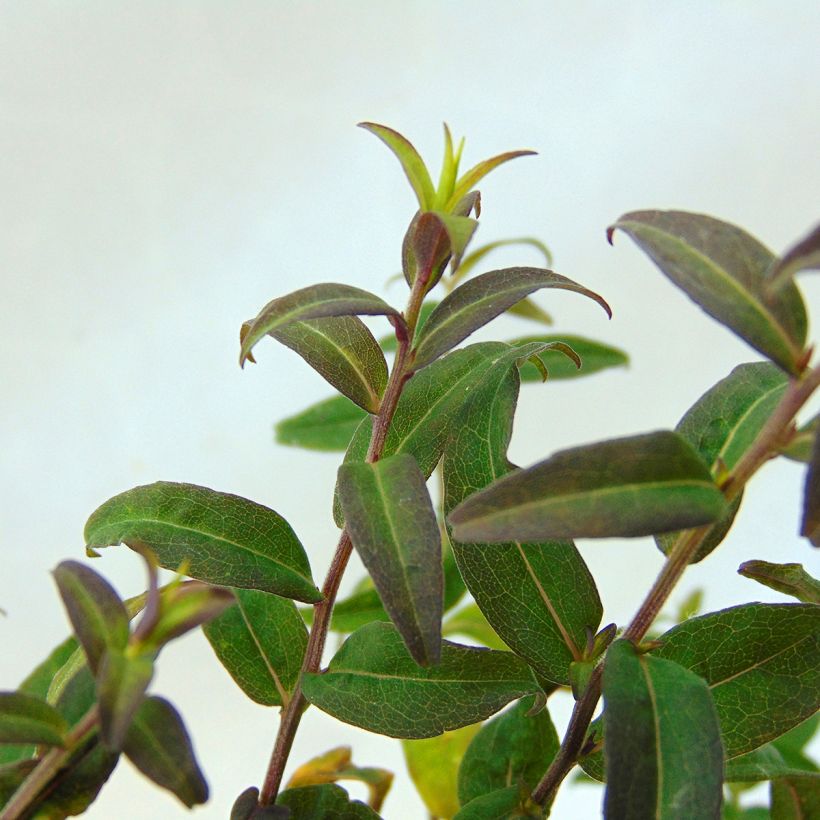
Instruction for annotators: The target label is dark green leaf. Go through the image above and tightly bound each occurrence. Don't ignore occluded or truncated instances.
[302,622,539,739]
[446,149,536,212]
[653,603,820,757]
[656,361,788,562]
[772,715,819,772]
[85,481,321,604]
[203,588,308,707]
[275,394,367,452]
[277,783,380,819]
[513,334,628,382]
[0,692,68,747]
[603,639,724,819]
[97,650,154,750]
[450,430,726,542]
[53,561,129,676]
[738,560,820,604]
[270,316,388,413]
[232,786,289,819]
[338,453,442,665]
[458,696,558,806]
[453,785,543,819]
[767,222,820,290]
[359,122,435,211]
[0,759,37,806]
[123,696,208,807]
[770,775,820,819]
[609,210,808,374]
[725,744,818,783]
[402,724,481,819]
[50,649,96,727]
[782,414,819,463]
[240,283,400,367]
[411,267,610,370]
[722,806,770,820]
[442,353,602,683]
[802,430,820,546]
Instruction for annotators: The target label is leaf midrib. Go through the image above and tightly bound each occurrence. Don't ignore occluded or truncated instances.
[236,598,289,707]
[638,655,664,820]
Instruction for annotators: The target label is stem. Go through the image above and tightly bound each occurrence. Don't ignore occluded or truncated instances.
[258,269,430,806]
[1,705,99,820]
[531,362,820,807]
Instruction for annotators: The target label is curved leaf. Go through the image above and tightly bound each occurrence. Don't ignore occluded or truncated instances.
[603,639,724,819]
[781,413,819,463]
[442,354,602,683]
[338,453,442,665]
[449,430,726,542]
[123,696,208,807]
[85,482,321,604]
[452,236,553,288]
[240,283,399,367]
[97,650,154,750]
[446,150,536,212]
[275,394,367,453]
[738,560,820,604]
[411,267,611,370]
[0,692,68,747]
[203,588,308,707]
[457,696,559,806]
[768,222,820,290]
[302,622,540,739]
[656,361,788,562]
[513,334,628,382]
[653,603,820,757]
[271,316,387,413]
[277,782,380,819]
[609,210,808,374]
[725,744,819,783]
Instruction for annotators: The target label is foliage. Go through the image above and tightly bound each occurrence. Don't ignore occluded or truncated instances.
[2,123,818,820]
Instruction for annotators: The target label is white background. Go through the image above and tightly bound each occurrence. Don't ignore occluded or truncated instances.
[2,2,819,818]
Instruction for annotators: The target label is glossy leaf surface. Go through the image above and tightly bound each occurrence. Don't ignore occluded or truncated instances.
[240,282,399,367]
[85,481,321,603]
[123,696,208,807]
[402,724,481,819]
[609,210,808,373]
[513,334,628,382]
[738,560,820,604]
[457,696,559,806]
[450,430,726,542]
[275,394,367,453]
[0,692,68,747]
[277,782,380,819]
[271,316,388,413]
[338,453,442,665]
[767,222,820,289]
[203,588,308,707]
[442,356,601,683]
[53,560,129,676]
[302,622,539,739]
[411,266,610,370]
[656,361,787,562]
[603,639,723,819]
[654,603,820,757]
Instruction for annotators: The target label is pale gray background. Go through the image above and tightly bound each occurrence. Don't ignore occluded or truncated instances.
[2,2,819,818]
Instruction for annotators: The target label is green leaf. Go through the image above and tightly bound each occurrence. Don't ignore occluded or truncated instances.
[449,430,727,542]
[52,561,129,677]
[772,715,819,771]
[203,588,308,707]
[277,783,380,819]
[402,724,482,819]
[411,267,611,370]
[446,150,537,212]
[319,586,390,633]
[123,696,208,807]
[0,759,37,806]
[275,394,367,453]
[145,581,235,648]
[97,650,154,750]
[653,603,820,757]
[656,361,788,562]
[335,342,541,526]
[609,210,808,374]
[458,696,559,806]
[603,639,724,820]
[49,648,96,727]
[738,560,820,604]
[85,481,321,604]
[802,430,820,546]
[506,298,554,327]
[302,622,540,739]
[240,283,400,367]
[453,785,543,819]
[513,334,628,382]
[443,603,509,651]
[781,413,819,463]
[358,122,436,211]
[269,316,388,413]
[442,352,602,683]
[767,222,820,290]
[770,774,820,818]
[338,453,442,665]
[0,692,68,747]
[725,744,818,783]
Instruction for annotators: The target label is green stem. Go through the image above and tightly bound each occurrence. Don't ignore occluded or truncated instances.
[0,705,99,820]
[531,361,820,807]
[258,268,430,807]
